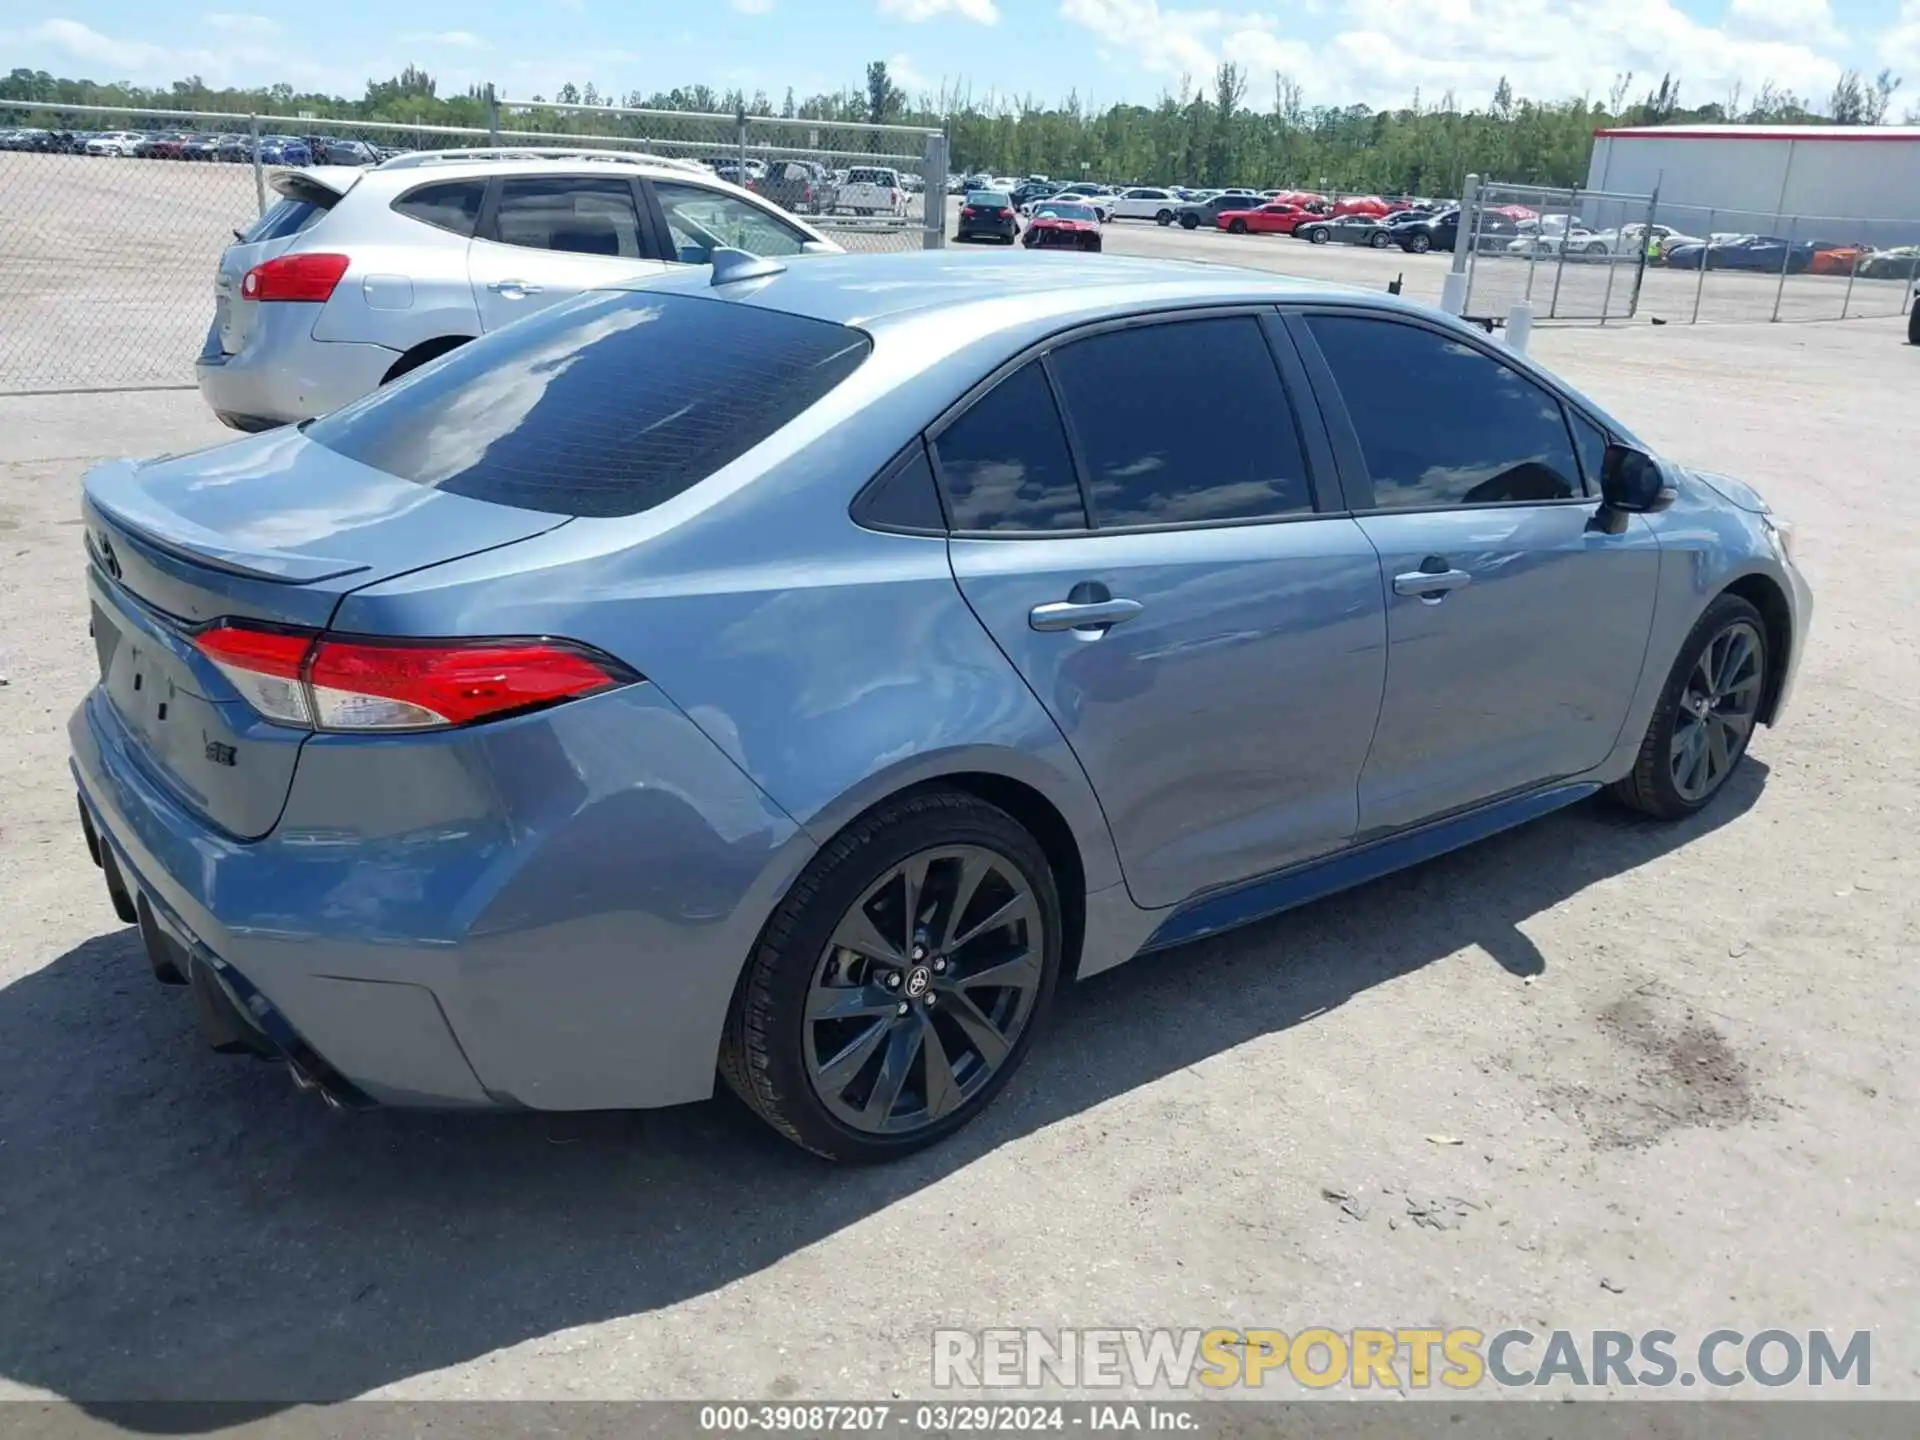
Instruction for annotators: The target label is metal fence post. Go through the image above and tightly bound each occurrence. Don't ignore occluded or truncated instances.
[486,84,500,145]
[248,113,265,216]
[1625,184,1657,321]
[1442,173,1477,315]
[1690,208,1712,324]
[1840,223,1861,319]
[1547,186,1571,321]
[735,104,748,189]
[922,130,948,250]
[1770,213,1793,322]
[1906,251,1920,318]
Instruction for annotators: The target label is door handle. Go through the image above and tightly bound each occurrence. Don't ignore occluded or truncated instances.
[487,280,545,297]
[1029,598,1144,633]
[1392,567,1473,600]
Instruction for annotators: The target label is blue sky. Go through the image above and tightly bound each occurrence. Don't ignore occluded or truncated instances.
[7,0,1914,114]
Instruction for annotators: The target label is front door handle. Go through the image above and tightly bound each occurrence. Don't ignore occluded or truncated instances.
[487,279,545,298]
[1392,567,1473,600]
[1029,598,1144,633]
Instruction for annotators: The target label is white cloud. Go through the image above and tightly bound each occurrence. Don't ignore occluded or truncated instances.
[28,18,173,72]
[879,0,1000,25]
[1727,0,1844,47]
[203,12,280,36]
[1882,0,1920,75]
[732,0,776,11]
[1058,0,1847,111]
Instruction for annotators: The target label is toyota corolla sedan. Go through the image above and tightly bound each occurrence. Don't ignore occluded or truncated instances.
[72,250,1810,1162]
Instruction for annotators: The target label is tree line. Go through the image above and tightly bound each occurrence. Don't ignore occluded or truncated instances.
[2,60,1903,195]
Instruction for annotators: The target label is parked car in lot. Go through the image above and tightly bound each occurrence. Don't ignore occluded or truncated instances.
[1858,245,1920,279]
[195,149,840,431]
[215,133,254,163]
[85,131,146,157]
[1392,208,1520,253]
[1663,235,1818,273]
[1295,213,1396,248]
[1108,187,1180,223]
[140,132,191,159]
[73,248,1810,1161]
[1175,192,1265,229]
[307,136,380,166]
[257,135,313,166]
[181,134,225,161]
[835,165,908,217]
[1218,201,1311,236]
[956,190,1018,244]
[752,159,833,216]
[1021,199,1102,250]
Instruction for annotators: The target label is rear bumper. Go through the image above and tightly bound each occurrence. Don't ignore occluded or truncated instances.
[196,305,399,429]
[69,680,813,1111]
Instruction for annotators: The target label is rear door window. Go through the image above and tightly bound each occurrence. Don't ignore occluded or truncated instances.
[392,179,486,237]
[304,291,871,518]
[1048,316,1315,527]
[489,176,646,258]
[933,363,1087,533]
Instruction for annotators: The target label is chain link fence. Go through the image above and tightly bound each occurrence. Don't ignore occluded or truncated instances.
[0,97,944,395]
[1460,176,1920,329]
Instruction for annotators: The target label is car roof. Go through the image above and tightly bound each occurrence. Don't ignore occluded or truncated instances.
[615,249,1421,335]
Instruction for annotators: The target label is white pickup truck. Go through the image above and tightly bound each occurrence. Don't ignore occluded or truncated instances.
[834,166,908,218]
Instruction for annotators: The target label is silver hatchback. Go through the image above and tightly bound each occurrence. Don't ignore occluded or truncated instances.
[195,148,841,431]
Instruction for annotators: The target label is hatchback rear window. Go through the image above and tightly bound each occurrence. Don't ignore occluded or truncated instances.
[242,196,329,243]
[304,290,871,518]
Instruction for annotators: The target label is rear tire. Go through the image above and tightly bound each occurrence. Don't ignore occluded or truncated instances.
[1407,232,1432,254]
[718,789,1062,1163]
[1227,219,1248,234]
[1307,226,1330,244]
[1155,209,1173,225]
[1370,231,1392,248]
[1609,594,1769,820]
[381,336,471,385]
[1180,214,1198,230]
[1908,303,1920,345]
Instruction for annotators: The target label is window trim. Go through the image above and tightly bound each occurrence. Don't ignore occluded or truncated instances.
[922,304,1344,540]
[1284,305,1610,515]
[390,177,490,239]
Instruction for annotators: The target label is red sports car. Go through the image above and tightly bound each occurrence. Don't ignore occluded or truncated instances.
[1217,201,1310,236]
[1022,200,1103,251]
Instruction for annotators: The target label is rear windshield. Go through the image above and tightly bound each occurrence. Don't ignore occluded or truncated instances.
[242,195,332,243]
[967,192,1008,205]
[304,290,872,519]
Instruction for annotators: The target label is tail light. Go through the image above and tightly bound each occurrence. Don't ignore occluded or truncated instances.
[998,208,1014,219]
[241,252,349,303]
[192,621,637,731]
[890,188,902,206]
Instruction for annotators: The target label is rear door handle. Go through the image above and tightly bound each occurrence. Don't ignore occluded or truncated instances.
[1392,567,1473,600]
[1029,598,1144,633]
[487,279,544,297]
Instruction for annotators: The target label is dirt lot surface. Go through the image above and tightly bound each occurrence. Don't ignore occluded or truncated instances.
[0,277,1915,1414]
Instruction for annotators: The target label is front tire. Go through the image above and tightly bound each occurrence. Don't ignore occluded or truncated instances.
[1610,594,1768,820]
[1180,214,1198,230]
[1227,219,1248,234]
[1908,302,1920,345]
[1155,209,1173,225]
[1307,226,1330,244]
[1370,231,1392,248]
[1407,232,1432,254]
[719,789,1062,1162]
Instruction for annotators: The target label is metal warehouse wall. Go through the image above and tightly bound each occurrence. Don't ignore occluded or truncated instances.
[1586,134,1920,224]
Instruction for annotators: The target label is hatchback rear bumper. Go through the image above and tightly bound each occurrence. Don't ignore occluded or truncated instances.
[70,680,813,1111]
[196,305,398,429]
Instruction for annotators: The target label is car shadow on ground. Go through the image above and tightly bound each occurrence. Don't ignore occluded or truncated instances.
[0,766,1765,1423]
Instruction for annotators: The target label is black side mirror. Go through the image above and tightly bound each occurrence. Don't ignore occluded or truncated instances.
[1599,443,1675,513]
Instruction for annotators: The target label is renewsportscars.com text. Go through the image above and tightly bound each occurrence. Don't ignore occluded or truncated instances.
[932,1327,1871,1391]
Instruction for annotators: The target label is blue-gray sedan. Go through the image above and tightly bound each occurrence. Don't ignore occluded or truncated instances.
[71,250,1811,1161]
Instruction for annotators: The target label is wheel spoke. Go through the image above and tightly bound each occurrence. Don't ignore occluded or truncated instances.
[952,892,1039,952]
[861,1020,922,1125]
[1684,731,1712,795]
[832,905,904,967]
[938,852,993,950]
[808,981,899,1022]
[941,988,1011,1070]
[918,1015,961,1121]
[952,944,1041,996]
[901,854,933,945]
[815,1018,890,1096]
[1718,629,1753,695]
[1719,672,1762,708]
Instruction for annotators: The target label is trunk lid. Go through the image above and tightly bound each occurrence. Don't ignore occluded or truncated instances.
[83,426,569,839]
[215,169,359,356]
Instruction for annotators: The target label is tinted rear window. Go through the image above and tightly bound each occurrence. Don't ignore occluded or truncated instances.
[392,179,485,237]
[243,196,329,243]
[305,291,871,518]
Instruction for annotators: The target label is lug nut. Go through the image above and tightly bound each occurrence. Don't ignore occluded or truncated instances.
[923,993,937,1008]
[911,944,927,961]
[885,972,901,990]
[897,1002,910,1016]
[932,958,948,974]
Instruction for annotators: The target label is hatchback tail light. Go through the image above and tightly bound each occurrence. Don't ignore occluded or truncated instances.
[998,208,1014,219]
[192,621,637,731]
[241,252,349,303]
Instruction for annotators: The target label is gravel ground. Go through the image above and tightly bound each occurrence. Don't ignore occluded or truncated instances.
[0,278,1915,1415]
